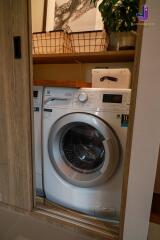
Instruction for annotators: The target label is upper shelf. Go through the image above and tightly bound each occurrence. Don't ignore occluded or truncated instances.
[33,50,135,64]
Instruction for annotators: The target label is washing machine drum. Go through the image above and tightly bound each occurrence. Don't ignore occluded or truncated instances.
[48,113,121,188]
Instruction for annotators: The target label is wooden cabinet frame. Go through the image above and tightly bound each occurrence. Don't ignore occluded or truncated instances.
[0,0,33,211]
[0,0,159,240]
[0,0,142,238]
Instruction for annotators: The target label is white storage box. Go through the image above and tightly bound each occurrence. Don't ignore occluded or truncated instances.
[92,68,131,89]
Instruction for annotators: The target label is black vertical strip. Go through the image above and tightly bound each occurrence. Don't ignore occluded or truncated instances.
[43,0,48,32]
[13,36,22,59]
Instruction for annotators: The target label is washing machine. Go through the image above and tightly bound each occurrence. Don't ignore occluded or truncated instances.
[43,87,131,220]
[33,86,44,196]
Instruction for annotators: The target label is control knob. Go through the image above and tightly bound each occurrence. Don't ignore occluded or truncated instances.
[78,92,88,103]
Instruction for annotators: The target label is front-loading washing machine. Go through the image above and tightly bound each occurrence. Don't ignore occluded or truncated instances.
[43,87,131,220]
[33,86,44,196]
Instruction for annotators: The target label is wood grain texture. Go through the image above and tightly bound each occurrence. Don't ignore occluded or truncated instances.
[33,79,92,88]
[35,197,119,240]
[0,0,33,210]
[119,25,144,239]
[0,199,118,240]
[33,51,135,64]
[150,213,160,225]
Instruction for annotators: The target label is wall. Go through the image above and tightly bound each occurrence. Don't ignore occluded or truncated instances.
[31,0,44,32]
[123,0,160,239]
[31,0,103,32]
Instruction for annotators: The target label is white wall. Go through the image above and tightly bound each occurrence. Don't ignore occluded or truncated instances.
[46,0,103,32]
[46,0,56,32]
[123,1,160,239]
[32,0,103,32]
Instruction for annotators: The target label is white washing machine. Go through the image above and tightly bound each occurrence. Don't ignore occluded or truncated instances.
[43,87,131,220]
[33,86,44,196]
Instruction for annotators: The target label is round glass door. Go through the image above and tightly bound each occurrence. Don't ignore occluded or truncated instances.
[48,113,120,187]
[61,123,105,174]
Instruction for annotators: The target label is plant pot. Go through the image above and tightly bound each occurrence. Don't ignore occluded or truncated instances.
[108,31,137,51]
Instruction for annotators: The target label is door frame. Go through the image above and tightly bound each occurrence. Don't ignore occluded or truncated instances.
[120,1,160,239]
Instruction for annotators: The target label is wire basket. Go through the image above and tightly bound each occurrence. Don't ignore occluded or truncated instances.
[70,30,109,53]
[32,30,73,54]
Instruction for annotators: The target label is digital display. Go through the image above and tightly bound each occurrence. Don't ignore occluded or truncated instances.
[103,94,122,103]
[33,91,38,98]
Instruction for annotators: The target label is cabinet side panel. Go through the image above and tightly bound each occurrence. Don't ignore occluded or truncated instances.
[0,0,33,210]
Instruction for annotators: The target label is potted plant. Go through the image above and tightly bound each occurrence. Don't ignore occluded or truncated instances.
[90,0,139,50]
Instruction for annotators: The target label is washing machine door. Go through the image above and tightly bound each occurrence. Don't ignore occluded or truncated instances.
[48,113,120,187]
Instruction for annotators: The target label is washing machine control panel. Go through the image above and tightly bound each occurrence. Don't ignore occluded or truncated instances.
[74,88,131,111]
[43,88,131,112]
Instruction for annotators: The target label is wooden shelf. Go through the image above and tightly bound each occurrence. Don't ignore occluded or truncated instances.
[33,50,135,87]
[33,50,135,64]
[33,79,92,88]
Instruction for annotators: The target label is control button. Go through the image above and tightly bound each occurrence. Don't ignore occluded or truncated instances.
[78,92,88,103]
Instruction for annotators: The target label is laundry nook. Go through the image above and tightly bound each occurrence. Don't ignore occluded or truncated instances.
[0,1,160,240]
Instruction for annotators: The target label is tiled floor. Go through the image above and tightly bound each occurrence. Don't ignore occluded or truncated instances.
[1,206,160,240]
[0,207,92,240]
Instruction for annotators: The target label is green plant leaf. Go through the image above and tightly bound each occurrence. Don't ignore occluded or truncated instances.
[94,0,139,32]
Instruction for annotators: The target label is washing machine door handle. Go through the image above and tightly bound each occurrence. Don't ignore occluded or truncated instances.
[44,97,68,105]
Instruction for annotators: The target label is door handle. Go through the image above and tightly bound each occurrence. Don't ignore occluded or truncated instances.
[44,97,68,105]
[100,76,118,82]
[13,36,22,59]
